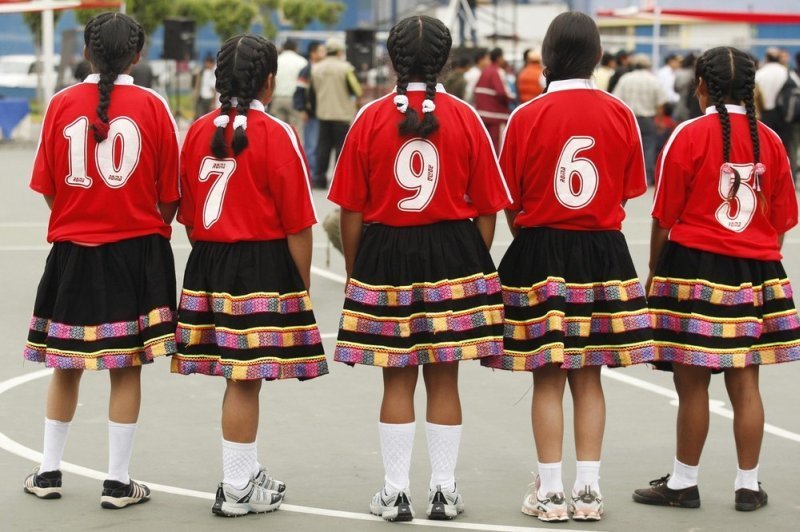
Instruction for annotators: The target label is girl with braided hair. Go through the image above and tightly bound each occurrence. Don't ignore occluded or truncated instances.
[174,34,326,517]
[23,12,179,508]
[328,15,511,522]
[483,12,654,522]
[633,46,800,512]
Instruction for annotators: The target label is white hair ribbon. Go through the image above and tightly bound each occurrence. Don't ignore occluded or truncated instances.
[393,94,409,113]
[422,99,436,114]
[213,115,230,128]
[233,115,248,130]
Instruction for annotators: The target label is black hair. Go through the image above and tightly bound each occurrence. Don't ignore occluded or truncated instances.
[473,48,488,63]
[695,46,761,203]
[283,38,298,52]
[489,47,503,63]
[522,48,531,64]
[387,15,452,138]
[83,12,144,142]
[541,11,601,87]
[664,53,678,64]
[452,55,471,69]
[680,52,696,69]
[211,34,278,159]
[615,50,629,63]
[307,41,322,57]
[601,51,614,67]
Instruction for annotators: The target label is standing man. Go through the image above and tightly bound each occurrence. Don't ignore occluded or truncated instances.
[516,48,544,103]
[272,39,308,135]
[464,48,489,104]
[657,53,681,104]
[613,54,667,185]
[194,54,216,119]
[594,52,616,92]
[474,47,514,151]
[294,41,326,177]
[756,47,800,174]
[311,37,362,189]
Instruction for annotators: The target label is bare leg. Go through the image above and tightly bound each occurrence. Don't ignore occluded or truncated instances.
[46,369,83,422]
[724,366,763,470]
[673,364,712,466]
[532,363,568,463]
[567,366,605,461]
[222,379,262,443]
[423,362,461,425]
[108,366,142,424]
[380,366,419,424]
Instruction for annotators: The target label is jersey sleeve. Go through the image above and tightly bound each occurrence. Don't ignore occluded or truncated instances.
[30,96,59,196]
[652,129,692,229]
[768,150,799,235]
[271,128,318,234]
[498,111,521,211]
[466,113,511,215]
[623,108,648,199]
[155,101,181,203]
[328,113,369,212]
[176,138,195,229]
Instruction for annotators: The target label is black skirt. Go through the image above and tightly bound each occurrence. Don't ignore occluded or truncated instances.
[334,220,504,367]
[483,227,654,371]
[650,241,800,370]
[173,240,328,381]
[24,235,177,370]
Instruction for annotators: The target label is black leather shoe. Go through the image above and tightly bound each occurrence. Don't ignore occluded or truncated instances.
[632,475,700,508]
[735,484,768,512]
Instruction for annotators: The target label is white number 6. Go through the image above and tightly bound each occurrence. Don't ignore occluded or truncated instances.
[553,136,599,209]
[394,138,440,212]
[198,156,237,229]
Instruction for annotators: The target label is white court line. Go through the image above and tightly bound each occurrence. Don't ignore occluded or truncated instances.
[0,369,597,532]
[0,243,334,252]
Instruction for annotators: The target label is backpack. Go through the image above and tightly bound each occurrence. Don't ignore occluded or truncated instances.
[775,68,800,124]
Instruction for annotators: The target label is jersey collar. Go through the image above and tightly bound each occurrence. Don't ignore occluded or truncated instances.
[230,98,266,112]
[397,83,447,93]
[705,104,746,115]
[546,79,596,93]
[83,74,134,85]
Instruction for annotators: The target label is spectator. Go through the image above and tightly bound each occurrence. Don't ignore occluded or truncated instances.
[755,47,800,173]
[474,47,513,150]
[293,41,326,176]
[73,59,92,82]
[444,54,470,99]
[464,48,489,104]
[613,53,667,185]
[130,58,154,88]
[673,53,701,123]
[517,48,544,103]
[657,53,681,103]
[272,39,308,135]
[311,37,362,189]
[594,51,616,91]
[194,54,216,119]
[606,50,631,94]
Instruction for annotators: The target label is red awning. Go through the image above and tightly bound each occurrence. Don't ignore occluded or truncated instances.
[597,7,800,25]
[0,1,121,13]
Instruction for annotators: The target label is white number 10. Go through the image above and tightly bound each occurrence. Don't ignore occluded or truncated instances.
[553,136,599,209]
[394,138,440,212]
[198,156,237,229]
[63,116,142,189]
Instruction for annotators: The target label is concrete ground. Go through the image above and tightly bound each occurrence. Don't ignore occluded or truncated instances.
[1,144,799,532]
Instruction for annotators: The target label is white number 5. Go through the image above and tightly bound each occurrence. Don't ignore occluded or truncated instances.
[553,136,599,209]
[394,138,440,212]
[198,156,237,229]
[715,163,756,232]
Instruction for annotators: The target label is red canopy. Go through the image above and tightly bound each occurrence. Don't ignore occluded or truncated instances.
[597,7,800,25]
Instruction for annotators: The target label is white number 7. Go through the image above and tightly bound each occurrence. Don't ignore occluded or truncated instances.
[198,156,237,229]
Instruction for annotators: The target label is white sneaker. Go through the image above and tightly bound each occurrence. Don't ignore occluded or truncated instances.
[521,476,568,522]
[570,485,603,521]
[212,479,284,517]
[426,484,465,520]
[370,488,414,522]
[254,467,286,494]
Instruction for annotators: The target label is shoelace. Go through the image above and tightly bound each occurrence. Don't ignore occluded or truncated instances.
[649,474,671,487]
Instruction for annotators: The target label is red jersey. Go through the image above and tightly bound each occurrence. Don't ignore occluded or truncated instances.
[30,74,179,243]
[652,105,798,261]
[328,83,512,225]
[501,79,647,231]
[178,100,317,242]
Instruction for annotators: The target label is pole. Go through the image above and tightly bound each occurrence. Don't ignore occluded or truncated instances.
[41,8,55,108]
[652,0,661,71]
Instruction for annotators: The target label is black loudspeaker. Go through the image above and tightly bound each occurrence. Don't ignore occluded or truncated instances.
[163,18,196,61]
[345,29,375,71]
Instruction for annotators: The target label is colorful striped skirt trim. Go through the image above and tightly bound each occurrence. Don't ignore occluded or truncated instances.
[649,242,800,370]
[334,221,505,368]
[483,227,654,371]
[24,235,177,370]
[174,240,328,381]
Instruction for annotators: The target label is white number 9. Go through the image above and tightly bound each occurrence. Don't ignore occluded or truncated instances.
[553,136,599,209]
[394,138,440,212]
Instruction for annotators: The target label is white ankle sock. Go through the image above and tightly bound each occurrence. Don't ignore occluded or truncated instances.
[40,418,70,473]
[107,421,137,484]
[537,461,563,495]
[379,422,415,493]
[222,439,257,490]
[735,465,759,491]
[574,460,601,493]
[667,457,699,490]
[426,422,462,491]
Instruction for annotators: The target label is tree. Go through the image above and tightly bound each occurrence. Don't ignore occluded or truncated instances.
[75,0,172,36]
[282,0,345,29]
